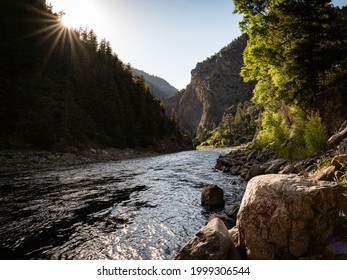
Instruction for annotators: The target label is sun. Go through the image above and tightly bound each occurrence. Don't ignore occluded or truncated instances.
[60,12,80,29]
[24,5,88,76]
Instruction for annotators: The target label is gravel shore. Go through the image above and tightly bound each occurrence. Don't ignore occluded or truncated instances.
[0,148,159,174]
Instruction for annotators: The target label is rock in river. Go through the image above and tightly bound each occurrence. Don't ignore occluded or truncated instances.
[201,184,225,211]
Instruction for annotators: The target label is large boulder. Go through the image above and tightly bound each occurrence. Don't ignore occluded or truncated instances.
[237,174,347,259]
[201,184,225,211]
[174,218,240,260]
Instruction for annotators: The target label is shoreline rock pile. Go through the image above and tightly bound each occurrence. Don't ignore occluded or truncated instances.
[216,120,347,182]
[175,175,347,260]
[174,121,347,260]
[215,145,287,181]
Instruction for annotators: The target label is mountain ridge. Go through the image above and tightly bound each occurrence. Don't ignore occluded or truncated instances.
[0,0,186,151]
[165,34,255,134]
[132,68,178,101]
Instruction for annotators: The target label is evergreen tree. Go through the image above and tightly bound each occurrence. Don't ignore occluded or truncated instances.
[234,0,347,106]
[0,0,184,151]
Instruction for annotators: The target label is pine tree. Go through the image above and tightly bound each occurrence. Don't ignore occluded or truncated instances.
[0,0,184,150]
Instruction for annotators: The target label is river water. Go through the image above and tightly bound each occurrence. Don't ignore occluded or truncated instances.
[0,148,245,260]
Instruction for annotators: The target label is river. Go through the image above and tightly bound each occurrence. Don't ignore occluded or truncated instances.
[0,148,245,260]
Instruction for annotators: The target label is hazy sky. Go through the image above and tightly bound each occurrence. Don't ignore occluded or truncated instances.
[49,0,347,90]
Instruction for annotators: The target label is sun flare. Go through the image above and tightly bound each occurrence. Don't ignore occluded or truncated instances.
[60,12,82,29]
[23,5,88,76]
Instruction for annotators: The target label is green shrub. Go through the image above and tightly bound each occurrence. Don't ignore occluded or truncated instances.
[254,105,328,161]
[194,126,211,147]
[304,112,328,155]
[254,109,289,148]
[220,138,229,146]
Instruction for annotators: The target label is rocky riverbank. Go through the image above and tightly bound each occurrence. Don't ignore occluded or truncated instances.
[215,120,347,182]
[175,121,347,260]
[0,148,160,174]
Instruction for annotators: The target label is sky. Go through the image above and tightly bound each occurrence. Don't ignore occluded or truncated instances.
[49,0,347,90]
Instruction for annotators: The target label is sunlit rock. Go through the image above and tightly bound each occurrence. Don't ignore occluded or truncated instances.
[174,218,240,260]
[165,34,254,133]
[237,174,347,259]
[207,213,235,230]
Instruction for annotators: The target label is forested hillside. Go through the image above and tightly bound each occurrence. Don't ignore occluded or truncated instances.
[0,0,184,151]
[131,68,178,101]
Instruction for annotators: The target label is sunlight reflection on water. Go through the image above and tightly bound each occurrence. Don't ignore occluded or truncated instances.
[0,148,245,260]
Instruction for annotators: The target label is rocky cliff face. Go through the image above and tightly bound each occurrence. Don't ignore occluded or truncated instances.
[166,34,254,133]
